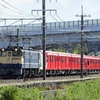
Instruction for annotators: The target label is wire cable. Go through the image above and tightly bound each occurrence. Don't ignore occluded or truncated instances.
[2,0,29,15]
[0,3,25,15]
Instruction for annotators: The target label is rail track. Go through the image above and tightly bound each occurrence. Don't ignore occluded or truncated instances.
[0,73,99,84]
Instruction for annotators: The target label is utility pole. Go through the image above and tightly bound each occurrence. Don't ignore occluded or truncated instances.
[17,29,19,48]
[42,0,46,80]
[76,5,91,78]
[31,0,56,80]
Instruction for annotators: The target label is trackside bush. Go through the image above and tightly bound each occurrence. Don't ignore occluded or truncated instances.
[0,79,100,100]
[66,79,100,100]
[0,86,21,100]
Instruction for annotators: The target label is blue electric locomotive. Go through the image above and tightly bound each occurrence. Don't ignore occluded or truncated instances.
[0,47,43,78]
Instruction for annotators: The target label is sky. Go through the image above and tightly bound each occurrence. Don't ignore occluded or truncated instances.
[0,0,100,25]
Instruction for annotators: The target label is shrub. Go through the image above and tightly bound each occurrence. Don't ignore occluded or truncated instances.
[0,86,21,100]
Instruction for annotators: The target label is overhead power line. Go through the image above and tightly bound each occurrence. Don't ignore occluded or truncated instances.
[0,3,25,15]
[1,0,30,15]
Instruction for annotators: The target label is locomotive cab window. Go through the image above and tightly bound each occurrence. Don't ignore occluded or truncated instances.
[13,51,22,56]
[0,51,7,57]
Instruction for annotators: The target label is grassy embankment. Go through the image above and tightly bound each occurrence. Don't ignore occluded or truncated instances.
[0,78,100,100]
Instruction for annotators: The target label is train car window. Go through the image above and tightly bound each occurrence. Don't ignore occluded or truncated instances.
[87,60,90,65]
[74,58,76,63]
[49,56,51,62]
[8,52,11,56]
[46,56,48,62]
[52,56,54,62]
[1,51,7,56]
[94,60,97,64]
[56,56,58,61]
[62,57,64,62]
[71,58,73,62]
[66,57,68,63]
[2,51,6,56]
[59,57,61,62]
[78,59,80,63]
[13,51,22,56]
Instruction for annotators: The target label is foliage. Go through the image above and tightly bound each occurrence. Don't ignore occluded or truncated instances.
[54,48,68,53]
[73,49,80,54]
[0,86,21,100]
[66,79,100,100]
[21,88,42,100]
[0,79,100,100]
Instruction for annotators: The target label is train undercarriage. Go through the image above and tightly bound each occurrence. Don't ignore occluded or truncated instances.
[0,67,100,79]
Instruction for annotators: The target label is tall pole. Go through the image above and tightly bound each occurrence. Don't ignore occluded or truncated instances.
[80,5,83,78]
[17,28,19,48]
[42,0,46,80]
[76,5,91,78]
[31,1,56,80]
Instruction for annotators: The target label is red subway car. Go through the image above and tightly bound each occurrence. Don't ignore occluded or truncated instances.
[45,51,100,75]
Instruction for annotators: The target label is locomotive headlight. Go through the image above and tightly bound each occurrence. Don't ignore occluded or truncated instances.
[15,48,18,51]
[2,48,4,51]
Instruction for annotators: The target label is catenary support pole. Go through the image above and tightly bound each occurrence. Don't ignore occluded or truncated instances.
[76,5,91,78]
[42,0,46,80]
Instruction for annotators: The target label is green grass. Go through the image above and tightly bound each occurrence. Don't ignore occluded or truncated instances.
[0,79,100,100]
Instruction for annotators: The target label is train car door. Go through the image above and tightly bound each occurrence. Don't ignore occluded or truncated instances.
[61,56,66,70]
[7,51,12,65]
[89,59,92,70]
[74,57,77,70]
[71,56,76,70]
[75,56,80,70]
[69,55,72,71]
[83,59,87,70]
[98,58,100,70]
[58,56,61,70]
[94,59,98,70]
[87,59,90,70]
[65,56,69,70]
[91,59,94,70]
[48,54,55,70]
[55,53,59,70]
[51,55,55,70]
[47,54,51,70]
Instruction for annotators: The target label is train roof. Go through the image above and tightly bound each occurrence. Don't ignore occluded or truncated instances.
[0,47,21,51]
[45,50,100,60]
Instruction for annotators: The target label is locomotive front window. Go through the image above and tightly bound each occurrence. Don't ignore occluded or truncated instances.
[0,51,7,56]
[13,51,22,56]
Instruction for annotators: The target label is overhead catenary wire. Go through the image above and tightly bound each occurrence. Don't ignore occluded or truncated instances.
[2,0,30,15]
[0,3,25,15]
[51,1,75,16]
